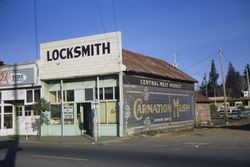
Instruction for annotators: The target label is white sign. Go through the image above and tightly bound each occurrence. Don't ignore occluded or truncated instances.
[64,106,74,119]
[40,32,122,80]
[0,71,27,85]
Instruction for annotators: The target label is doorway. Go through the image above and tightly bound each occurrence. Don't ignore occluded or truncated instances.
[77,103,92,136]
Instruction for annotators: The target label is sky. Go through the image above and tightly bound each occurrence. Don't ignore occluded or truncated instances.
[0,0,249,85]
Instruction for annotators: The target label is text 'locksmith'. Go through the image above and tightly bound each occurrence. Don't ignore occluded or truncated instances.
[47,42,110,62]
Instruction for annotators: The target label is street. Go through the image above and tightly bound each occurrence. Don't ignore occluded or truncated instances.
[15,142,249,167]
[12,122,250,167]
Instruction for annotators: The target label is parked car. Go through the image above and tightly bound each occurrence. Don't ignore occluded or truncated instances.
[239,110,250,118]
[218,109,246,120]
[227,110,241,120]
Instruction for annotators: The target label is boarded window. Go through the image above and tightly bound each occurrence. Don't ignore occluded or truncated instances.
[107,101,117,124]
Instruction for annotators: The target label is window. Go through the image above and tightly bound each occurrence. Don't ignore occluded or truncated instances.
[33,110,40,116]
[4,106,12,113]
[34,89,40,102]
[85,89,93,101]
[100,101,118,124]
[99,88,103,100]
[26,90,33,103]
[49,90,74,103]
[16,106,23,117]
[96,87,119,100]
[66,90,74,102]
[105,87,113,100]
[4,114,13,128]
[115,87,119,100]
[107,101,117,123]
[26,89,41,103]
[58,90,66,102]
[25,111,32,116]
[25,106,32,116]
[4,106,13,129]
[49,91,56,103]
[50,105,61,124]
[100,102,107,123]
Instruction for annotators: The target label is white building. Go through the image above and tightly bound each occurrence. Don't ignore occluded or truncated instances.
[0,62,41,136]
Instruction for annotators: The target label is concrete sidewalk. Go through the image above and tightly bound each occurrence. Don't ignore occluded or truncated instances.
[0,135,133,145]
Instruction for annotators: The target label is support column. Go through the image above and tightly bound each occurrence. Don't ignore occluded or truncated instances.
[119,72,124,137]
[97,76,100,138]
[60,80,64,137]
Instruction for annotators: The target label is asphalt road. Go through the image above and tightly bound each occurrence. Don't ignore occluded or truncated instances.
[14,139,250,167]
[2,121,250,167]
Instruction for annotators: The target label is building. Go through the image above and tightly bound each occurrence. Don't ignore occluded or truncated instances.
[122,50,197,134]
[0,62,41,136]
[1,32,197,137]
[195,92,211,126]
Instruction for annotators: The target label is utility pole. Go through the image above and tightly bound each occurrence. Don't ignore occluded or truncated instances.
[219,48,228,123]
[246,69,250,107]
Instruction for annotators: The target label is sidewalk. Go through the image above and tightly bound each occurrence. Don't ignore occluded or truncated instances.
[0,135,133,145]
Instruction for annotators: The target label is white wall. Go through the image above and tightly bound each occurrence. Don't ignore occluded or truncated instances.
[2,90,26,101]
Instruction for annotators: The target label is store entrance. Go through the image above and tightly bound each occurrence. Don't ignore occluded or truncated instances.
[77,103,92,136]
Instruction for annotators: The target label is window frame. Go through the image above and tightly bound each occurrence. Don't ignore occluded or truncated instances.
[26,89,33,103]
[26,89,41,104]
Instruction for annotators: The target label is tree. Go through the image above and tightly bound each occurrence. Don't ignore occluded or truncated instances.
[225,62,242,98]
[244,64,250,78]
[207,60,219,97]
[32,98,50,139]
[199,73,208,96]
[244,64,250,88]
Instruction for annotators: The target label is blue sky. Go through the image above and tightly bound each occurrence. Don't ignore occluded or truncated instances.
[0,0,249,84]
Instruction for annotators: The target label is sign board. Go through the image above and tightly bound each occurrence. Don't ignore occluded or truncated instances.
[124,75,194,90]
[123,75,194,128]
[0,68,34,87]
[39,32,122,80]
[64,106,74,119]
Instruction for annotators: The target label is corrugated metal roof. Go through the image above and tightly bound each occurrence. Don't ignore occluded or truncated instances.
[122,49,197,83]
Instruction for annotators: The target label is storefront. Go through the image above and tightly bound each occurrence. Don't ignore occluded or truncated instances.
[39,32,124,137]
[0,62,41,136]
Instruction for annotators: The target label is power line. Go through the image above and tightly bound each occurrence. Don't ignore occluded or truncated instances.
[96,0,107,34]
[181,51,218,71]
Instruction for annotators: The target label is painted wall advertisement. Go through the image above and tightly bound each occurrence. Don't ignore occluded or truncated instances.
[0,68,34,87]
[123,75,194,128]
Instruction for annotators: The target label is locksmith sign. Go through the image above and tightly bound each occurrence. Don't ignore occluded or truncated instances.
[39,32,122,80]
[46,42,110,62]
